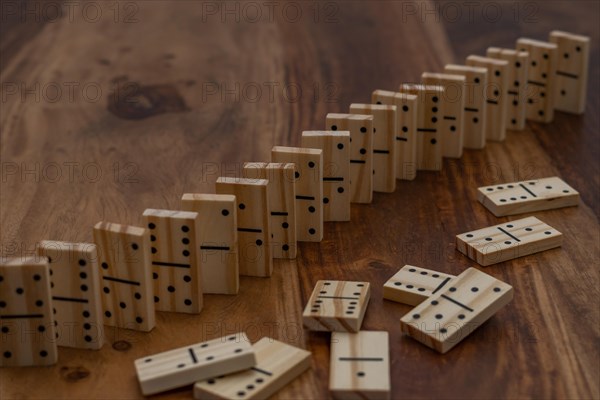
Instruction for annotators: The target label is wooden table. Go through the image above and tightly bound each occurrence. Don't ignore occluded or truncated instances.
[1,1,598,398]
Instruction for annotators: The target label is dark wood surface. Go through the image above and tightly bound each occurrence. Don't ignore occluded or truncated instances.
[1,1,598,398]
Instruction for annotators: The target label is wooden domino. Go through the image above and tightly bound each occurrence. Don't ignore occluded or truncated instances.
[329,331,390,400]
[142,209,203,314]
[215,177,272,277]
[242,163,298,258]
[516,38,558,123]
[93,222,155,331]
[400,268,513,353]
[487,47,530,130]
[302,280,370,332]
[421,73,466,158]
[466,55,509,141]
[271,146,324,242]
[456,216,563,266]
[193,337,311,400]
[398,84,444,170]
[383,265,456,306]
[549,30,590,114]
[135,332,256,396]
[349,104,397,192]
[0,257,57,366]
[301,131,351,221]
[477,176,579,217]
[371,90,418,180]
[444,64,488,149]
[326,113,374,203]
[37,241,104,349]
[181,193,239,295]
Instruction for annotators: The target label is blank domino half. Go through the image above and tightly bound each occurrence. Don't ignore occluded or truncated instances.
[456,216,563,266]
[400,267,513,353]
[516,38,558,123]
[549,30,590,114]
[272,146,324,242]
[325,113,373,203]
[329,331,390,400]
[349,104,397,192]
[215,177,272,277]
[135,332,256,396]
[181,193,239,294]
[421,73,466,158]
[398,84,444,171]
[466,55,509,141]
[302,280,370,332]
[142,209,203,314]
[0,257,57,366]
[37,241,104,349]
[93,222,155,332]
[477,176,579,216]
[444,64,488,149]
[383,265,456,306]
[487,48,530,130]
[301,131,351,221]
[371,90,418,180]
[242,162,298,258]
[194,337,311,400]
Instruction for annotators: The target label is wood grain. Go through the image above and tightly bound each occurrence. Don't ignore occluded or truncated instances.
[1,1,598,398]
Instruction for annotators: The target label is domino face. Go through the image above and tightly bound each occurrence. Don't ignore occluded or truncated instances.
[215,177,272,277]
[487,47,530,130]
[93,222,155,332]
[517,38,558,123]
[301,131,351,221]
[398,84,444,171]
[477,176,580,217]
[349,104,397,192]
[194,338,311,400]
[271,146,324,242]
[329,331,390,400]
[444,64,488,149]
[0,257,57,366]
[383,265,455,306]
[326,113,374,203]
[371,90,418,180]
[421,73,466,158]
[135,332,256,396]
[456,216,563,266]
[302,280,370,332]
[466,55,509,141]
[181,194,239,295]
[549,30,590,114]
[400,267,513,353]
[37,241,104,349]
[242,163,298,258]
[142,209,203,314]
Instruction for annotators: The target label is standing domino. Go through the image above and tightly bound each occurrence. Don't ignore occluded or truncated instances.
[135,332,256,396]
[456,216,563,266]
[549,30,590,114]
[400,267,513,353]
[301,131,351,221]
[272,146,324,242]
[302,280,371,332]
[329,331,390,400]
[142,209,203,314]
[93,222,155,332]
[216,177,272,277]
[371,90,418,180]
[383,265,455,306]
[181,194,239,294]
[0,257,57,366]
[37,241,104,349]
[194,338,311,400]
